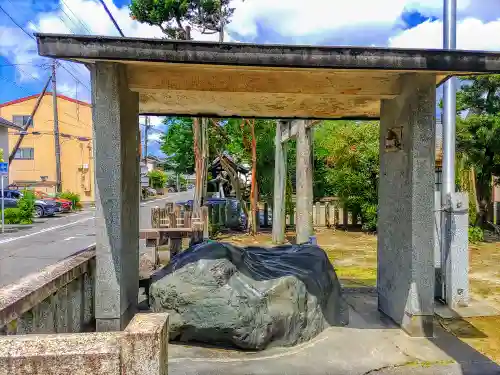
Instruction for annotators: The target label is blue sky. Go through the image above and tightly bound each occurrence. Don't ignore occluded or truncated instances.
[1,0,500,155]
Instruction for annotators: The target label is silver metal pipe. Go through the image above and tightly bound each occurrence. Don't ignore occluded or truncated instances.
[440,0,457,302]
[442,0,457,197]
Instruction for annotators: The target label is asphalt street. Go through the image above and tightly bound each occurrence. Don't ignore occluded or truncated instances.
[0,190,193,288]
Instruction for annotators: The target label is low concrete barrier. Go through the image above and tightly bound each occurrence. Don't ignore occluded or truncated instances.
[0,313,169,375]
[0,245,96,335]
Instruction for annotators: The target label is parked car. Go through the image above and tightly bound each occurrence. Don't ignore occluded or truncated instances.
[34,191,72,213]
[0,190,58,218]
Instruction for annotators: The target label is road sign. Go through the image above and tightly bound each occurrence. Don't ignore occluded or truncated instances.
[0,162,6,233]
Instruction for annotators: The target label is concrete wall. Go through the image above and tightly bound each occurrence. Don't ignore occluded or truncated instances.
[0,313,169,375]
[0,247,95,335]
[0,94,94,202]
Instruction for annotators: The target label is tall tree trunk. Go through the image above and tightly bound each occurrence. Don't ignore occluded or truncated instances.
[201,118,209,199]
[249,119,259,235]
[193,118,203,214]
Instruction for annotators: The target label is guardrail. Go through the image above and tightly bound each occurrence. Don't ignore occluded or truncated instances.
[0,245,96,335]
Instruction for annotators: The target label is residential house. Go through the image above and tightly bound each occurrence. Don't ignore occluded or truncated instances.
[145,155,167,173]
[0,93,94,202]
[0,117,23,187]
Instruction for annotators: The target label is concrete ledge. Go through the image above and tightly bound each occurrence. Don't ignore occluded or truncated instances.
[35,33,500,73]
[0,313,169,375]
[435,299,500,319]
[0,246,96,333]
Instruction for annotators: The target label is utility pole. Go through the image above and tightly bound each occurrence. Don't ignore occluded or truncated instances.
[52,60,62,193]
[9,75,51,164]
[144,116,150,162]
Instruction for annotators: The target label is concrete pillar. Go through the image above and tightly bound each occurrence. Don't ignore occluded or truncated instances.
[295,120,313,244]
[444,192,469,307]
[272,120,287,244]
[91,62,140,332]
[377,74,436,337]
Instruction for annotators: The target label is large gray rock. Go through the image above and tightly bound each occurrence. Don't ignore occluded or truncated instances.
[149,242,348,350]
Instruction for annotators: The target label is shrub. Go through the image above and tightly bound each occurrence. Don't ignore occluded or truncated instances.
[3,208,20,224]
[59,191,81,210]
[148,170,167,189]
[361,203,377,232]
[18,190,35,224]
[468,226,484,243]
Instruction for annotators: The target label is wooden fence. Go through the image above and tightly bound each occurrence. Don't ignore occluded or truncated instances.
[282,201,360,228]
[151,202,207,233]
[150,199,359,235]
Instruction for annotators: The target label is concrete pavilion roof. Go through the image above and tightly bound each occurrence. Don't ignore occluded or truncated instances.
[36,33,500,120]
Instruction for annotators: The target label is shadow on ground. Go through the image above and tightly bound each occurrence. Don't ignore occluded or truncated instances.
[166,288,500,375]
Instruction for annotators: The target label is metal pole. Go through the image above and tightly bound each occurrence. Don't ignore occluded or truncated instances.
[9,75,52,164]
[52,61,62,193]
[144,116,149,162]
[440,0,457,301]
[442,0,457,195]
[1,175,4,234]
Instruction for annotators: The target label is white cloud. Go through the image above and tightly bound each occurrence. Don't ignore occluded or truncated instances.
[228,0,500,43]
[3,0,500,104]
[139,115,165,127]
[1,0,226,102]
[229,0,406,38]
[389,17,500,50]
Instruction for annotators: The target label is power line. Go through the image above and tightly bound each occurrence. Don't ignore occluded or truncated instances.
[60,0,93,34]
[0,75,33,96]
[0,62,46,67]
[0,4,91,93]
[97,0,125,37]
[57,62,91,92]
[0,4,34,40]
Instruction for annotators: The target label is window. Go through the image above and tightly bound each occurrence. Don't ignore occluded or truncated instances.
[14,148,34,160]
[12,115,33,128]
[9,191,21,199]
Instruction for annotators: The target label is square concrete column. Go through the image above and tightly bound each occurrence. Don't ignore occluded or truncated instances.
[377,74,436,337]
[91,62,140,332]
[295,120,313,244]
[273,120,288,244]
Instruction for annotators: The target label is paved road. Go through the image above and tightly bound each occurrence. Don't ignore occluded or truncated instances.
[0,190,193,288]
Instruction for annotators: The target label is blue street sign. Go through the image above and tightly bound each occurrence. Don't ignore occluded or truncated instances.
[0,162,8,175]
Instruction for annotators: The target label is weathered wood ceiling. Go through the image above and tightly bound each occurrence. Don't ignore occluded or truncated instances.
[124,62,439,119]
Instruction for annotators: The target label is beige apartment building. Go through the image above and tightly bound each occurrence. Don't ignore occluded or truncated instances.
[0,93,94,202]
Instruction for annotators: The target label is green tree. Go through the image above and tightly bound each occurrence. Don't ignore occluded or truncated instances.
[160,117,195,174]
[129,0,234,40]
[223,118,276,201]
[18,190,35,224]
[456,75,500,226]
[314,121,380,230]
